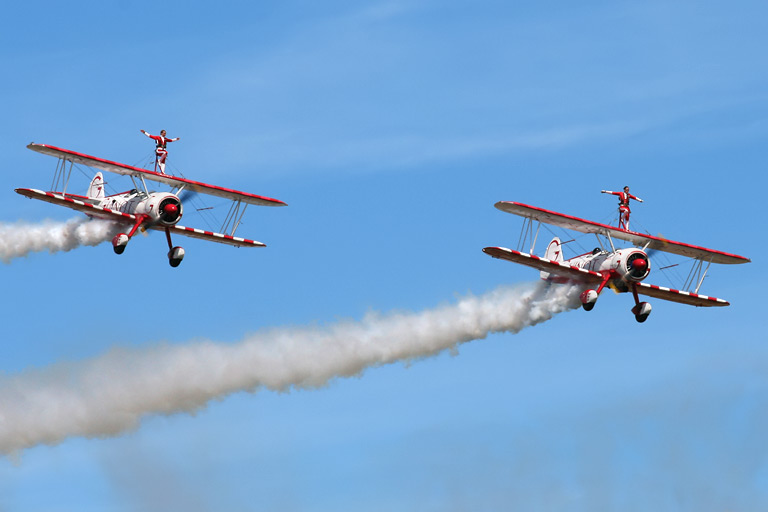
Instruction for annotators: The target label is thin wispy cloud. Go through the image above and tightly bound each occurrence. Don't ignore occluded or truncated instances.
[161,1,768,179]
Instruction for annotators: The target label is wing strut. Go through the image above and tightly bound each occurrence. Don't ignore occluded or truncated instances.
[51,156,74,196]
[516,217,541,254]
[591,229,616,253]
[221,200,248,237]
[684,258,713,294]
[127,174,150,196]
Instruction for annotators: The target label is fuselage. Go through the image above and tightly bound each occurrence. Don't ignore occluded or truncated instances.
[95,190,183,226]
[566,248,651,283]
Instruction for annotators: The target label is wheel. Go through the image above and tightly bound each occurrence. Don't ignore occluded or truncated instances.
[168,246,185,267]
[112,233,129,255]
[631,302,652,323]
[579,289,598,311]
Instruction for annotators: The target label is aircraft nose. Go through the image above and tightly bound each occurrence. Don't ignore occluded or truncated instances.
[631,257,647,270]
[163,203,178,215]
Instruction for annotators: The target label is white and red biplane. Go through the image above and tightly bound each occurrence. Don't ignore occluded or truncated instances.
[483,201,750,322]
[17,143,287,267]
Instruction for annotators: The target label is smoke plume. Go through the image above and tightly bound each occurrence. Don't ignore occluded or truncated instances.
[0,282,580,453]
[0,218,120,262]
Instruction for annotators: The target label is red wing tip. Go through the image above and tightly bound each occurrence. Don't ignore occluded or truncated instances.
[259,198,288,207]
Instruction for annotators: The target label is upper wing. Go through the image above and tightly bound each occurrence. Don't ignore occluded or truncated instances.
[149,224,266,247]
[16,188,137,223]
[635,282,729,307]
[28,143,287,207]
[482,246,604,284]
[495,201,750,265]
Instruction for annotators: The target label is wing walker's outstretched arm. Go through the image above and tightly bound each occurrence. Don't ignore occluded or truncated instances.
[601,189,644,203]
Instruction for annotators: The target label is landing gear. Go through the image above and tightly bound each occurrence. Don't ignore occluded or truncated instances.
[168,246,185,267]
[632,302,652,323]
[112,216,148,256]
[112,233,129,254]
[111,224,186,267]
[580,289,598,311]
[579,273,612,312]
[165,228,184,268]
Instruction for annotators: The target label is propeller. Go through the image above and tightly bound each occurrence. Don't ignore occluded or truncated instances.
[626,252,650,280]
[178,189,198,204]
[158,196,182,223]
[644,233,669,259]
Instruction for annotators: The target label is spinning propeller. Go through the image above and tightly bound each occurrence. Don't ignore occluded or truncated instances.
[626,252,649,280]
[158,196,183,223]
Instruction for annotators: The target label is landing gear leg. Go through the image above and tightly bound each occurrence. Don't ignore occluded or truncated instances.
[112,215,148,255]
[580,272,612,312]
[165,228,185,267]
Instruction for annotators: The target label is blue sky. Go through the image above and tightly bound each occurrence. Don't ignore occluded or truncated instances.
[1,0,766,510]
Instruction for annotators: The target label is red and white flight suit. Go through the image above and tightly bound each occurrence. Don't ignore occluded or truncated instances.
[141,129,179,174]
[601,188,643,231]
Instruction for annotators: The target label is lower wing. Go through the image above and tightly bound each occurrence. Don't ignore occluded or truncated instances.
[482,246,604,284]
[149,224,266,247]
[483,246,730,307]
[16,188,137,223]
[635,282,729,307]
[17,188,266,248]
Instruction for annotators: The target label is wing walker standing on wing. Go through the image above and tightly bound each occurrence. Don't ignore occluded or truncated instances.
[140,129,180,174]
[601,186,643,231]
[483,192,749,323]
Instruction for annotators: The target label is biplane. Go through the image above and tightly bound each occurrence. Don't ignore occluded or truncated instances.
[16,143,287,267]
[483,201,750,322]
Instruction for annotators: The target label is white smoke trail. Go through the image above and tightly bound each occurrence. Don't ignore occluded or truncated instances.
[0,281,581,453]
[0,218,121,262]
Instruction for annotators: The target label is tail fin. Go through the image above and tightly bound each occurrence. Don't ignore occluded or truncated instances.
[540,237,563,280]
[543,237,563,262]
[87,172,105,201]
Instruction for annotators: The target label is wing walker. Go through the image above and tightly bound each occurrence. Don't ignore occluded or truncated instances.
[17,143,286,267]
[483,197,750,323]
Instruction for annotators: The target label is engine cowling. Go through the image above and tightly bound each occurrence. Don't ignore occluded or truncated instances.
[619,250,651,282]
[139,192,183,226]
